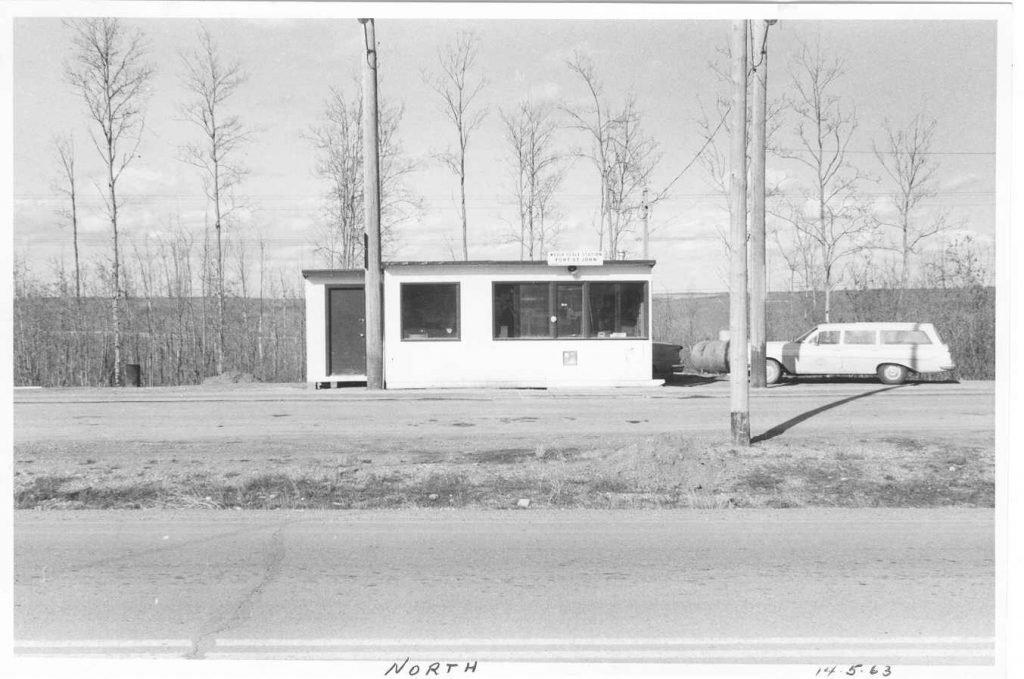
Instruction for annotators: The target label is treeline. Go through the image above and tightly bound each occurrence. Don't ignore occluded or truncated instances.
[13,293,305,387]
[14,295,305,387]
[653,286,996,380]
[14,284,995,387]
[14,241,305,387]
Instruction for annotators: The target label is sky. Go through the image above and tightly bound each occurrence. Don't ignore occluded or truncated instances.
[8,3,1002,295]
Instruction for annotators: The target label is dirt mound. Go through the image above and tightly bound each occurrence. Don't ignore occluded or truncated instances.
[201,371,262,385]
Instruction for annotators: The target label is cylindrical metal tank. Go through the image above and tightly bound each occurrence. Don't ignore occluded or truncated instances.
[689,340,730,373]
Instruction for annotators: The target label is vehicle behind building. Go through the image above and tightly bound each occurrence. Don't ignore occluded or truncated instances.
[764,322,955,385]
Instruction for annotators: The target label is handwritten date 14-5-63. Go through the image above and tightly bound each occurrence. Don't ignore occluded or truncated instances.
[815,665,892,677]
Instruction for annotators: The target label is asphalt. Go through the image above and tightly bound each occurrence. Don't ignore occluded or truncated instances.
[13,508,994,665]
[13,380,994,456]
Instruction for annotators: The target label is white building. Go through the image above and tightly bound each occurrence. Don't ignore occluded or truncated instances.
[303,260,662,389]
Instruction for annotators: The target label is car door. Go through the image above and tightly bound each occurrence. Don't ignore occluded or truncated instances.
[881,327,940,372]
[794,329,842,374]
[841,329,879,375]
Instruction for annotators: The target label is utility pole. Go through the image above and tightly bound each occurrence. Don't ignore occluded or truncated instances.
[359,18,384,390]
[728,20,750,445]
[641,186,650,258]
[749,19,774,388]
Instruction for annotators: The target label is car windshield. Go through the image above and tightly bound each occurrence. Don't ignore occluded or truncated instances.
[794,328,817,343]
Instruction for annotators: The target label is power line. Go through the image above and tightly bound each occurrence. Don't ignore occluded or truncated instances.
[774,148,994,156]
[16,189,996,200]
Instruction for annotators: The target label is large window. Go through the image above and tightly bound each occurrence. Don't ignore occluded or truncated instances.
[401,283,460,340]
[494,283,551,338]
[588,282,646,338]
[492,281,646,340]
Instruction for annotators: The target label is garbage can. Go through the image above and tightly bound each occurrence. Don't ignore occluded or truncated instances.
[125,363,141,387]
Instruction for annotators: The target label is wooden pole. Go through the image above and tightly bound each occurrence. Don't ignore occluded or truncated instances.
[728,20,750,445]
[750,20,771,388]
[359,18,384,390]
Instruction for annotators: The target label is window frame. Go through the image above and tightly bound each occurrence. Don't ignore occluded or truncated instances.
[399,282,462,342]
[491,280,649,341]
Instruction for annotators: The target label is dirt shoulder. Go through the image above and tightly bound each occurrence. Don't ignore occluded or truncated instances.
[15,432,993,510]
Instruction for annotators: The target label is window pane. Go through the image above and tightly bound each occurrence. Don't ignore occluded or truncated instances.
[844,330,876,345]
[401,284,459,340]
[881,330,932,344]
[817,330,841,345]
[493,283,550,338]
[556,284,583,338]
[587,282,646,338]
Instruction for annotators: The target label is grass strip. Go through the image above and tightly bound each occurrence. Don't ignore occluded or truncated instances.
[15,434,993,510]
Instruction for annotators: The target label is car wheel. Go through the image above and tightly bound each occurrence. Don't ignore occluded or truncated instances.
[877,363,908,385]
[765,359,783,385]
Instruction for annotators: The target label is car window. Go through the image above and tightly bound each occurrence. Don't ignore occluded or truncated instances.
[881,330,932,345]
[795,328,817,343]
[844,330,876,345]
[817,330,841,345]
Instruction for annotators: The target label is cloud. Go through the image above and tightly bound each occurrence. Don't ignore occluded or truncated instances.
[547,40,597,66]
[871,196,897,220]
[938,172,980,193]
[238,17,304,29]
[528,81,562,102]
[116,164,195,197]
[766,168,791,189]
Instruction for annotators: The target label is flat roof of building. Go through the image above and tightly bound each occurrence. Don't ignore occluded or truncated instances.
[302,260,656,278]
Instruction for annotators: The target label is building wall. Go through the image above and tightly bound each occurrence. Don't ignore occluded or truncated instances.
[304,277,327,380]
[304,270,365,383]
[382,263,655,388]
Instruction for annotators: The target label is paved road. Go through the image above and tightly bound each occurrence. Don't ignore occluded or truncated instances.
[14,509,994,665]
[13,381,994,458]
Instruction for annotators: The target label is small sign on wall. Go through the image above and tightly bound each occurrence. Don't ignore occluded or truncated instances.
[562,350,578,366]
[547,250,603,266]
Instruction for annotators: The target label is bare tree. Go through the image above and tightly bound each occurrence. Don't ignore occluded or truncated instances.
[695,42,786,287]
[257,234,267,376]
[604,97,660,258]
[921,234,993,290]
[873,113,952,297]
[428,32,487,260]
[564,53,614,253]
[774,42,876,322]
[309,89,361,268]
[501,100,566,260]
[52,133,81,300]
[565,53,661,258]
[64,18,154,385]
[307,88,419,268]
[179,24,250,375]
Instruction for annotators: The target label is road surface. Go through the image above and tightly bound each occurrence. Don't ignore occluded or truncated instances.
[13,381,994,460]
[14,509,994,665]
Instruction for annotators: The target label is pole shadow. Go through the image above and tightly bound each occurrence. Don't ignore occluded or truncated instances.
[752,384,908,443]
[663,373,721,388]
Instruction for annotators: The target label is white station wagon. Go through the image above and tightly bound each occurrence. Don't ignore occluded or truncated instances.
[764,322,955,385]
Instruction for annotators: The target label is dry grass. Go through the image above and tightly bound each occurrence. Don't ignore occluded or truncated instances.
[14,433,994,510]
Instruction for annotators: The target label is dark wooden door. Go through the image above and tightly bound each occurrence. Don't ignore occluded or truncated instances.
[328,287,366,375]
